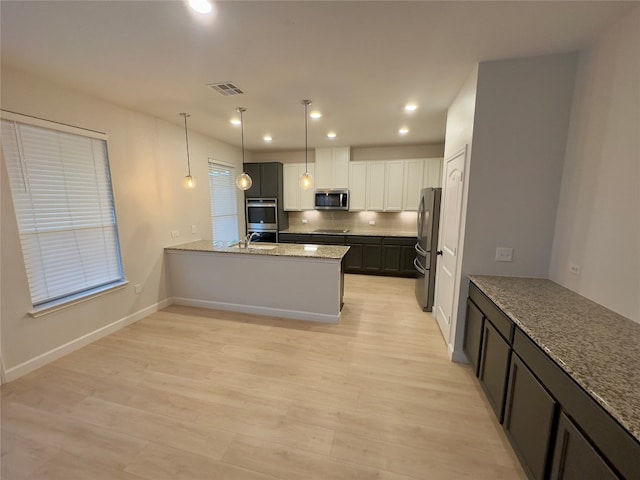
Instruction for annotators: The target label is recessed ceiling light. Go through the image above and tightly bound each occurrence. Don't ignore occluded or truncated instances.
[327,132,337,139]
[310,111,322,119]
[263,135,272,142]
[399,127,409,135]
[230,118,241,126]
[404,103,418,112]
[189,0,213,14]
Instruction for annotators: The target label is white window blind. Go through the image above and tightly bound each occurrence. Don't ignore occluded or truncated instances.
[1,117,124,308]
[208,161,239,245]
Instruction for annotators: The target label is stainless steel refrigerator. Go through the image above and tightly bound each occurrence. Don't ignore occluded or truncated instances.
[415,187,442,311]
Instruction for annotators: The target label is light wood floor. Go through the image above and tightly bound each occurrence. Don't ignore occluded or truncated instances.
[1,274,526,480]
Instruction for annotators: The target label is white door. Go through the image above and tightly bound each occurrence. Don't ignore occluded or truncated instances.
[434,146,467,344]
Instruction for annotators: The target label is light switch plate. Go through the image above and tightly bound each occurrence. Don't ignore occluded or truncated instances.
[171,230,180,238]
[569,263,581,275]
[495,247,513,262]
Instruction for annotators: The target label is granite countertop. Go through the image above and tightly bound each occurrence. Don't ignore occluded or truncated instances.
[166,240,349,260]
[280,227,417,238]
[469,275,640,442]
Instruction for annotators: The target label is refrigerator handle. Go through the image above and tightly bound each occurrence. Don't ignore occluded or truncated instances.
[415,242,427,256]
[414,257,426,275]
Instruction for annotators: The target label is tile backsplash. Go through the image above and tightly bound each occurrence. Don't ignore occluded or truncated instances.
[288,211,417,233]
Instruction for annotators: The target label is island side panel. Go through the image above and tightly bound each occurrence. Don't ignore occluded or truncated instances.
[166,250,342,323]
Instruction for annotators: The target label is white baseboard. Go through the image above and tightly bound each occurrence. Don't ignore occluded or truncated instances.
[449,344,469,364]
[3,298,171,382]
[171,297,340,324]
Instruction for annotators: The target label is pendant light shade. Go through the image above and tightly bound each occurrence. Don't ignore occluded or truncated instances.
[180,113,196,189]
[300,99,313,190]
[235,107,253,191]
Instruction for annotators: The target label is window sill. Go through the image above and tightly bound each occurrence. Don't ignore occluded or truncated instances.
[29,280,129,318]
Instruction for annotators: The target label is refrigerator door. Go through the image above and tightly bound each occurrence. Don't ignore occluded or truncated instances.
[415,188,442,312]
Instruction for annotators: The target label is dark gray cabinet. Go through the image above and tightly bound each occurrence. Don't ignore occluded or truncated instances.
[381,237,416,277]
[463,299,484,376]
[550,413,618,480]
[243,162,282,198]
[478,320,512,421]
[278,233,312,244]
[466,280,638,480]
[504,353,557,480]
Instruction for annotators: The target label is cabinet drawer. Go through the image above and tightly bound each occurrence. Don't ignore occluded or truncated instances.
[550,412,619,480]
[346,236,382,245]
[513,329,639,480]
[504,352,557,480]
[469,282,514,343]
[309,234,345,245]
[382,236,415,246]
[279,234,312,243]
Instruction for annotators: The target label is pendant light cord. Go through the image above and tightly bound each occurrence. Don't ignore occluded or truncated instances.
[304,103,308,171]
[240,109,245,164]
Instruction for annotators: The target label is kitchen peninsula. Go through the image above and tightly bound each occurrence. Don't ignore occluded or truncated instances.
[166,240,349,323]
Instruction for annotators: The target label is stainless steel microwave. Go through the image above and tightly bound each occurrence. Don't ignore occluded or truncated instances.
[314,189,349,210]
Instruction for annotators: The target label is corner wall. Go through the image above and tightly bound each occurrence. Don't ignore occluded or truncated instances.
[549,7,640,322]
[0,66,243,379]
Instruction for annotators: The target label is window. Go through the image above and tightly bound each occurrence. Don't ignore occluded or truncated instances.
[208,160,239,245]
[1,112,124,313]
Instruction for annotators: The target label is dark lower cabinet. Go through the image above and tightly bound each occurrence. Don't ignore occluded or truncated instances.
[362,244,382,272]
[279,233,312,243]
[504,353,557,480]
[478,320,512,421]
[344,243,363,272]
[463,299,484,376]
[550,413,618,480]
[381,237,417,277]
[400,244,416,276]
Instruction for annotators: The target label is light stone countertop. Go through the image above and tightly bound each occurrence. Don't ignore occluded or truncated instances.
[166,240,350,260]
[280,227,417,238]
[469,274,640,442]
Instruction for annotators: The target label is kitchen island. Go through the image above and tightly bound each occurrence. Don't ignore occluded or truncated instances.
[165,240,349,323]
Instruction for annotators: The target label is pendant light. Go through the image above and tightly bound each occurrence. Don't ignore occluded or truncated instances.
[235,107,253,190]
[180,113,196,189]
[300,99,313,190]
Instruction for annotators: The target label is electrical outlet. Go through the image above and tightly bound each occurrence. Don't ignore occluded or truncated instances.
[369,220,376,226]
[171,230,179,238]
[301,219,308,224]
[191,224,197,234]
[134,284,142,294]
[569,263,581,275]
[495,247,513,262]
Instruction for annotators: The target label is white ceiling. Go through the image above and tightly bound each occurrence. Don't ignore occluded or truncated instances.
[0,1,635,151]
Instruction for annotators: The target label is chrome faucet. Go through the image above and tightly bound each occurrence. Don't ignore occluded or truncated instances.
[246,232,261,246]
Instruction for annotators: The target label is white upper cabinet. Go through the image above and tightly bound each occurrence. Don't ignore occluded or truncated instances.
[403,159,425,211]
[366,162,385,211]
[283,163,315,211]
[349,162,367,211]
[315,147,350,189]
[384,160,405,211]
[423,157,444,188]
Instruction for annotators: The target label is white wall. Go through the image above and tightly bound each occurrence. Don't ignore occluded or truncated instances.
[0,66,243,379]
[445,53,578,359]
[550,7,640,322]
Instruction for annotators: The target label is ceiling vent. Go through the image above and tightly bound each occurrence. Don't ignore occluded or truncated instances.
[207,82,244,96]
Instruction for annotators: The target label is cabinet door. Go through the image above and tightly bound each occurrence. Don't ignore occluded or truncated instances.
[381,245,402,274]
[400,244,417,276]
[423,157,443,188]
[314,148,332,189]
[549,413,618,480]
[243,163,262,198]
[331,146,350,188]
[403,159,424,211]
[504,353,557,480]
[349,162,367,211]
[260,163,280,198]
[366,162,385,211]
[464,299,484,376]
[362,245,382,272]
[384,160,404,211]
[344,243,363,272]
[478,320,512,421]
[283,164,300,211]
